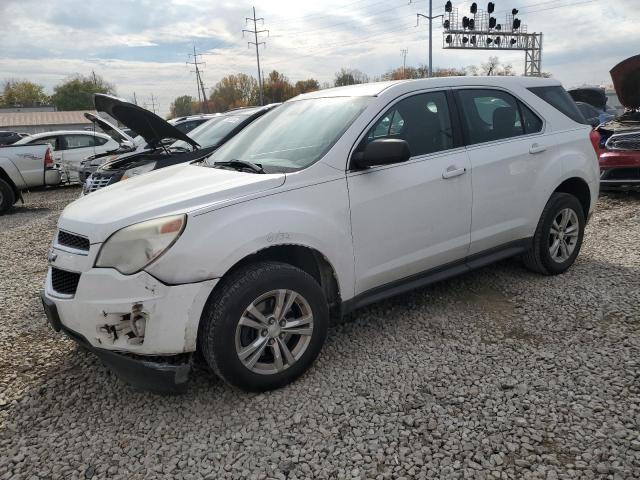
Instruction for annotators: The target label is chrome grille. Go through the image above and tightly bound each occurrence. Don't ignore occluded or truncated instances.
[57,230,90,251]
[606,131,640,151]
[51,268,81,296]
[84,174,115,194]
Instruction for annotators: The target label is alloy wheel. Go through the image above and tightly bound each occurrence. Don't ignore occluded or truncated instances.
[548,207,579,263]
[235,289,314,375]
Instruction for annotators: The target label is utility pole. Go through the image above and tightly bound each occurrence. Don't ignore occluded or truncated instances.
[147,94,158,114]
[187,46,209,113]
[401,49,408,78]
[416,0,443,78]
[243,7,268,106]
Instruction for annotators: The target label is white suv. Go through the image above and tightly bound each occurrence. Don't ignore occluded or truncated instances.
[42,77,600,392]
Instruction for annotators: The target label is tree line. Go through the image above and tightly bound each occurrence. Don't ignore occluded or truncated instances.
[0,57,547,117]
[0,73,115,111]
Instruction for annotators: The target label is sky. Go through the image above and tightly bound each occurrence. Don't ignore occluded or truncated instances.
[0,0,637,117]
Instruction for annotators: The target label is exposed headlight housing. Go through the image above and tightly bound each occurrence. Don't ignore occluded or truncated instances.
[122,161,156,180]
[95,215,186,275]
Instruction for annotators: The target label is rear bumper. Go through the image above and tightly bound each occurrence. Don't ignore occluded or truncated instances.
[45,168,62,186]
[41,292,191,393]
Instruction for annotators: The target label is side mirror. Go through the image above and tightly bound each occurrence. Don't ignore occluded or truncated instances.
[352,138,411,169]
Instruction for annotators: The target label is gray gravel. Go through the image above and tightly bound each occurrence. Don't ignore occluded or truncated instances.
[1,187,639,479]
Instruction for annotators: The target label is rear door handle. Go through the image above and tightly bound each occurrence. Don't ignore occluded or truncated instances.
[442,166,467,179]
[529,143,547,154]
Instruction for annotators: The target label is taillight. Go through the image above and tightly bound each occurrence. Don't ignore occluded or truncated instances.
[44,147,54,168]
[589,130,601,156]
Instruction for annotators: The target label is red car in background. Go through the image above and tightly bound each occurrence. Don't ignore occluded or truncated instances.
[595,55,640,191]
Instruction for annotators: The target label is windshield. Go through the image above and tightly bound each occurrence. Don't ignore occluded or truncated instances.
[204,97,371,172]
[171,116,238,151]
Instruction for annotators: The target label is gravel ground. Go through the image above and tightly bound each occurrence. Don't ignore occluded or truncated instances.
[1,187,639,480]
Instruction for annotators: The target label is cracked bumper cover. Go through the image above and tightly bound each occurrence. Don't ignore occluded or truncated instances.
[41,267,217,392]
[41,292,191,392]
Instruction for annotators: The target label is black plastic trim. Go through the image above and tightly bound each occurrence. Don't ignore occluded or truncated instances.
[342,238,531,315]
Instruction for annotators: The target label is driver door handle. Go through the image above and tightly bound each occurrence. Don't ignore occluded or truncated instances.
[529,143,547,154]
[442,166,467,179]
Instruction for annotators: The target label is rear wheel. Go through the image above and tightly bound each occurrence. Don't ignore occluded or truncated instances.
[0,178,16,215]
[522,192,585,275]
[199,261,329,391]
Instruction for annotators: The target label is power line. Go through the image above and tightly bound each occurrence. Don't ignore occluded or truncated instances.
[187,45,209,113]
[243,6,269,106]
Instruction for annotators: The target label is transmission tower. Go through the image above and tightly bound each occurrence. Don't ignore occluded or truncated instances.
[145,94,158,114]
[243,7,269,106]
[401,49,408,78]
[187,46,209,113]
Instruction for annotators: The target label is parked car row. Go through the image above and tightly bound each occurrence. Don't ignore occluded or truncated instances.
[42,75,601,393]
[570,55,640,191]
[0,130,29,146]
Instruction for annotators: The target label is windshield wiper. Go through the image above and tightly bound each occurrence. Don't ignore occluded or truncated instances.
[213,159,265,174]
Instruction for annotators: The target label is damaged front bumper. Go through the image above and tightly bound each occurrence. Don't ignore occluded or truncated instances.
[41,245,217,391]
[43,291,193,391]
[42,291,193,393]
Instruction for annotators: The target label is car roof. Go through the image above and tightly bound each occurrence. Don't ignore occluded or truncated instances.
[26,130,113,137]
[295,76,561,100]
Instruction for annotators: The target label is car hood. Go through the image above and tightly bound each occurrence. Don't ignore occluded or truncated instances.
[568,88,607,110]
[610,54,640,110]
[84,112,135,146]
[94,94,199,149]
[58,163,286,243]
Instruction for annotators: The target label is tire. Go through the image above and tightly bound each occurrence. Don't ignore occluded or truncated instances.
[199,261,329,391]
[522,192,586,275]
[0,178,16,215]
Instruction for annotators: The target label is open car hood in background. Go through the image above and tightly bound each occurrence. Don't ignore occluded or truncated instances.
[84,112,135,145]
[93,94,199,149]
[568,88,607,110]
[610,54,640,110]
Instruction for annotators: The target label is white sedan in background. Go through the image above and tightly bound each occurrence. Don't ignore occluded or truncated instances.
[14,130,119,182]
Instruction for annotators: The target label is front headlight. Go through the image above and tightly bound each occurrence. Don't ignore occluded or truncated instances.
[95,215,186,275]
[122,161,156,181]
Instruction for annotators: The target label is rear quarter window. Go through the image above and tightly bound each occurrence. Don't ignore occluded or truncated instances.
[528,86,587,125]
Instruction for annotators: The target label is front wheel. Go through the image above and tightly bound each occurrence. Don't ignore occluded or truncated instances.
[522,192,586,275]
[199,261,329,391]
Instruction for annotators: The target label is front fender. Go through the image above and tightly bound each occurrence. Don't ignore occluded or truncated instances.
[146,177,355,300]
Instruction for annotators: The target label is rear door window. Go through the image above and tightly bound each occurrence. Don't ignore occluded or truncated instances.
[64,134,96,149]
[456,89,526,145]
[528,86,587,124]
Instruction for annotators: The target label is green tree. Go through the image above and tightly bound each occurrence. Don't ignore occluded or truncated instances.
[294,79,320,95]
[51,73,115,111]
[169,95,195,117]
[1,80,49,107]
[334,68,369,87]
[209,73,258,111]
[263,70,296,103]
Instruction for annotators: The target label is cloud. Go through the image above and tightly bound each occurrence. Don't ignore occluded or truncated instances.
[1,0,638,115]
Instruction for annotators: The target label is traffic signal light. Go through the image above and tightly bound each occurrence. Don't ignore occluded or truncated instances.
[512,8,519,15]
[496,24,502,30]
[445,1,452,12]
[462,16,470,28]
[487,2,495,13]
[471,35,477,45]
[489,17,496,28]
[444,19,450,29]
[495,37,501,45]
[513,18,521,30]
[462,36,469,44]
[470,2,477,14]
[510,38,517,45]
[469,18,475,29]
[446,34,452,43]
[487,38,493,44]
